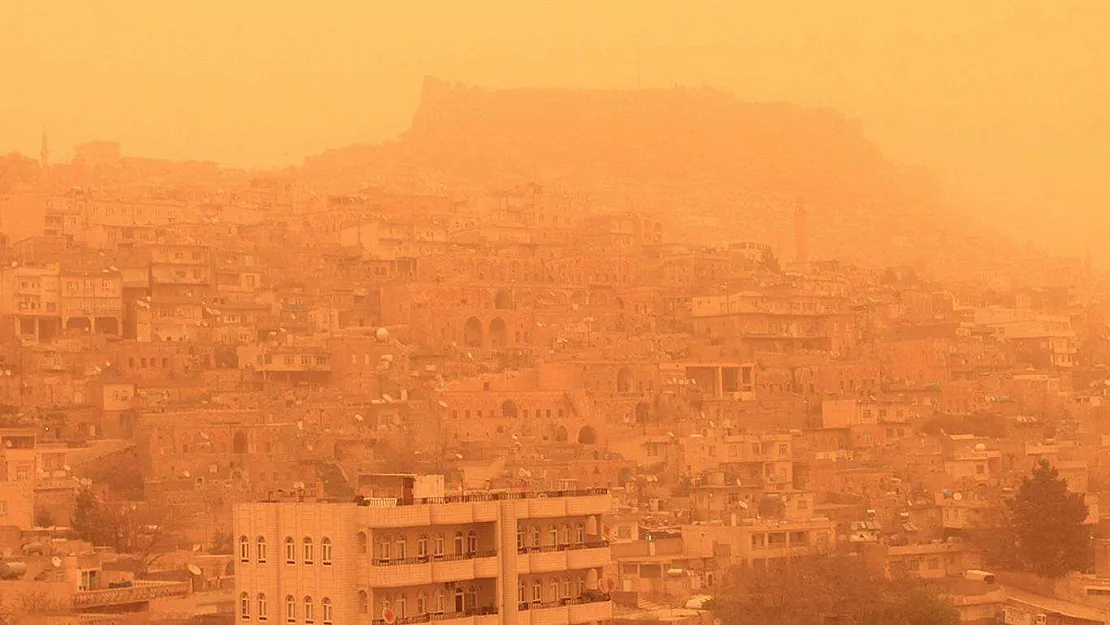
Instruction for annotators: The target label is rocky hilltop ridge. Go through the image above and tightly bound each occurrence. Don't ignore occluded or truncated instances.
[308,77,1016,275]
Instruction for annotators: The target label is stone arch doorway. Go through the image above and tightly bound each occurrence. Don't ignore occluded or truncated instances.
[555,425,569,443]
[233,431,248,454]
[489,317,508,348]
[463,317,483,348]
[501,400,518,418]
[577,425,598,445]
[617,367,633,393]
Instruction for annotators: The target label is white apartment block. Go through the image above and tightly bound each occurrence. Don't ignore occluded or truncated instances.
[233,487,613,625]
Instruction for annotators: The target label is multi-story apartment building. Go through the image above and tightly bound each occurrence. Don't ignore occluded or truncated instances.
[233,478,612,625]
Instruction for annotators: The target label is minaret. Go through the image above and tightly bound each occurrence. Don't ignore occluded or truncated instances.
[794,198,808,266]
[40,126,49,167]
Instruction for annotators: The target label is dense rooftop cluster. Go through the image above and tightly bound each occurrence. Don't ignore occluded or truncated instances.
[0,140,1108,624]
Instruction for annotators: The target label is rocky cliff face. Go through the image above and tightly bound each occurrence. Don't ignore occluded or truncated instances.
[309,77,1013,274]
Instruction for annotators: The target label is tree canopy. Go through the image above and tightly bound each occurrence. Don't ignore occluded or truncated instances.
[707,556,959,625]
[1007,460,1091,578]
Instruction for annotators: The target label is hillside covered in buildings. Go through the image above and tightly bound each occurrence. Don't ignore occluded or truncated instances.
[0,85,1107,624]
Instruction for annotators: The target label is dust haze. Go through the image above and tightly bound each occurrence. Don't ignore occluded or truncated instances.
[0,2,1108,625]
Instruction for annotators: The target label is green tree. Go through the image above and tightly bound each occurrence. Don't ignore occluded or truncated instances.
[72,488,115,547]
[707,556,959,625]
[1008,460,1091,577]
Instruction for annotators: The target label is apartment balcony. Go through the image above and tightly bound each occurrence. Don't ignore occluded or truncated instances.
[367,552,499,587]
[72,581,189,608]
[565,495,610,517]
[518,493,610,519]
[517,597,612,625]
[372,607,499,625]
[517,543,611,574]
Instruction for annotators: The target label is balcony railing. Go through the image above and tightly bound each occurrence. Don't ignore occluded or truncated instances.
[352,488,608,508]
[372,606,499,625]
[518,594,611,611]
[374,550,497,566]
[517,541,609,555]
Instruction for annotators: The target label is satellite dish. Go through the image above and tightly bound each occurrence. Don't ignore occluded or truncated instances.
[187,564,202,576]
[354,414,364,422]
[183,470,191,478]
[63,465,71,472]
[953,492,964,501]
[51,556,62,568]
[438,400,448,409]
[382,394,393,402]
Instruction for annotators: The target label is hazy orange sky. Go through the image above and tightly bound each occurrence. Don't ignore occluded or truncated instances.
[3,1,1107,256]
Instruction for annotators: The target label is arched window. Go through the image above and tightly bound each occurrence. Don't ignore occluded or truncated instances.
[434,533,445,557]
[576,577,585,597]
[560,523,570,545]
[257,593,268,621]
[548,525,558,546]
[304,596,315,624]
[395,535,407,560]
[378,535,391,562]
[530,526,541,548]
[466,530,477,554]
[285,595,296,623]
[417,534,428,558]
[257,536,268,563]
[548,578,559,602]
[518,580,526,604]
[239,536,250,563]
[434,590,446,613]
[575,522,585,544]
[357,531,367,554]
[284,537,296,564]
[379,595,391,616]
[396,593,407,619]
[531,580,542,602]
[239,592,250,619]
[562,576,572,599]
[453,587,464,612]
[516,526,525,551]
[303,537,314,564]
[453,531,464,555]
[321,538,332,565]
[322,597,333,624]
[357,590,369,614]
[466,586,476,610]
[416,591,427,615]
